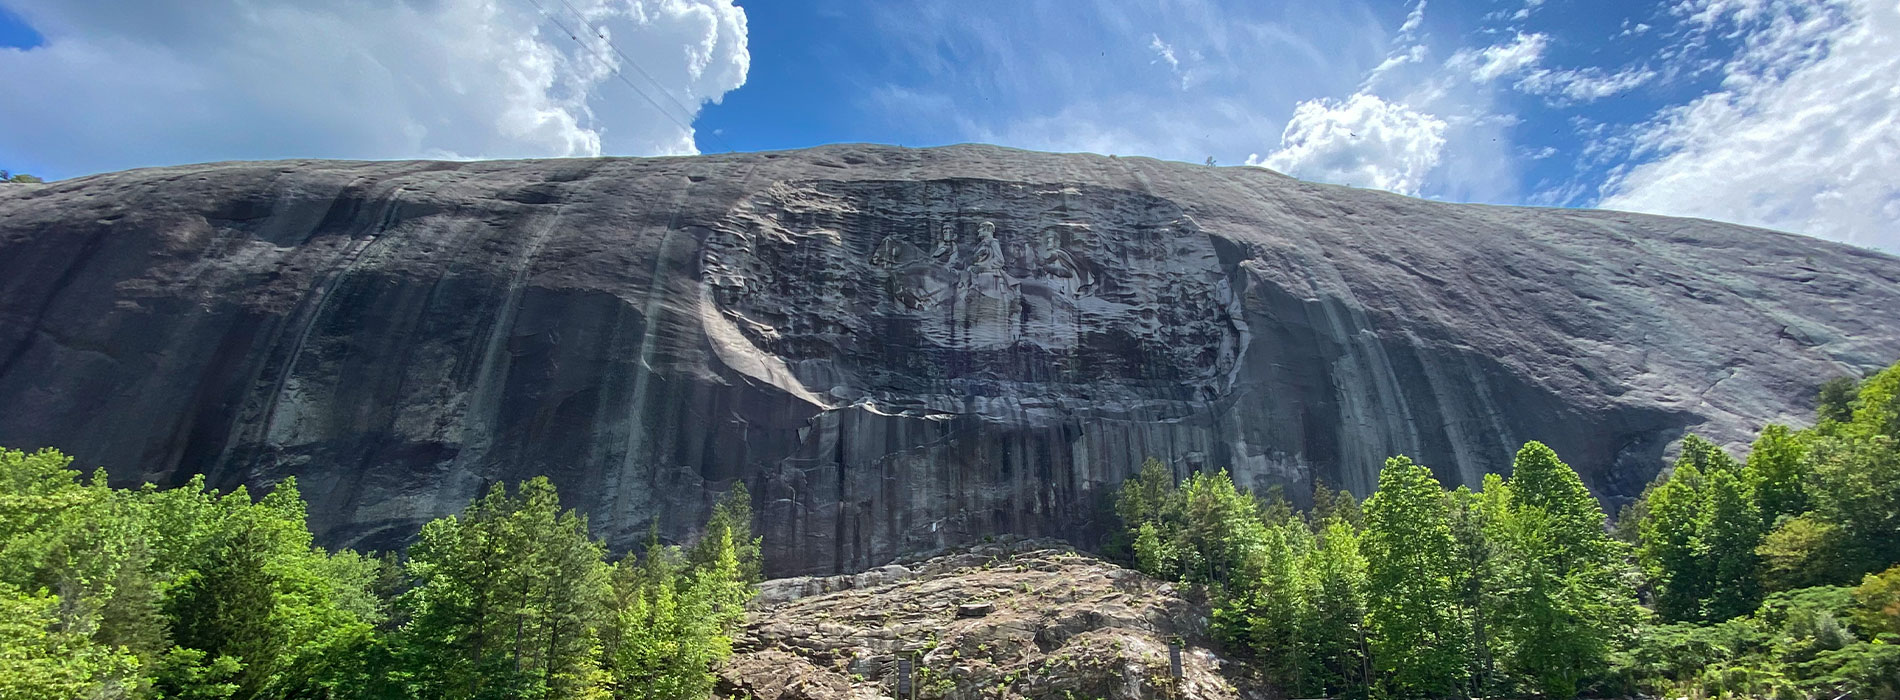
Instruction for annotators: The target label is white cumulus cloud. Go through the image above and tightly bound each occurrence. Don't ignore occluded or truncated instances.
[0,0,749,179]
[1599,0,1900,251]
[1249,92,1448,196]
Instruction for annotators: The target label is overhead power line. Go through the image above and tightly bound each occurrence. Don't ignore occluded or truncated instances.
[551,0,708,129]
[516,0,735,153]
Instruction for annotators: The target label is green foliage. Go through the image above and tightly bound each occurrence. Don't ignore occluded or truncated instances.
[0,169,44,183]
[1758,512,1854,591]
[1243,521,1319,694]
[1113,457,1176,532]
[1640,458,1712,621]
[1107,357,1900,700]
[1817,376,1860,425]
[1131,521,1172,576]
[1362,456,1468,698]
[1614,359,1900,698]
[0,581,140,699]
[165,524,283,698]
[0,448,753,700]
[396,478,613,699]
[1749,424,1811,525]
[1117,462,1270,598]
[1446,482,1502,695]
[1851,565,1900,637]
[1701,469,1765,620]
[606,529,743,700]
[1308,517,1370,698]
[1806,432,1900,572]
[1486,442,1642,698]
[1678,434,1744,475]
[689,482,762,586]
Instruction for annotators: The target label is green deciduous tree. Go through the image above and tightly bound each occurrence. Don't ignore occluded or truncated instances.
[1640,460,1709,621]
[1747,424,1810,526]
[1489,442,1642,698]
[1362,455,1468,698]
[1699,469,1765,621]
[1805,433,1900,575]
[0,581,140,699]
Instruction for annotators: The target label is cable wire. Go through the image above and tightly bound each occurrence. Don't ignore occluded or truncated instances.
[517,0,735,153]
[551,0,709,131]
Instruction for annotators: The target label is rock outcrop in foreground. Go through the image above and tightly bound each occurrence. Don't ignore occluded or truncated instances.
[1,144,1897,575]
[724,540,1254,700]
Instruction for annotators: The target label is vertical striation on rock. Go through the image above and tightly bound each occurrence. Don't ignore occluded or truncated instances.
[1,144,1896,575]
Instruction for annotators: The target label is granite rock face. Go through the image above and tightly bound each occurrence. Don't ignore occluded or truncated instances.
[1,144,1896,575]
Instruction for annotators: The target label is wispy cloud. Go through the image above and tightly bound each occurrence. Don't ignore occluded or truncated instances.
[1448,32,1548,83]
[850,0,1390,165]
[1599,0,1900,251]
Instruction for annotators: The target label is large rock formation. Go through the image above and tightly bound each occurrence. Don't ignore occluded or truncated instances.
[1,144,1895,575]
[723,539,1256,700]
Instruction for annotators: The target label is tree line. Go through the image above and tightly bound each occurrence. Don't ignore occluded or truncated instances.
[1115,359,1900,699]
[0,455,757,700]
[5,359,1898,699]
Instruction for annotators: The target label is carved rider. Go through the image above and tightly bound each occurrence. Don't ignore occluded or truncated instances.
[929,222,959,264]
[1034,227,1091,297]
[962,221,1017,298]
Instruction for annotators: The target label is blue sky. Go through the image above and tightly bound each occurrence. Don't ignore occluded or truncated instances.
[2,0,1895,251]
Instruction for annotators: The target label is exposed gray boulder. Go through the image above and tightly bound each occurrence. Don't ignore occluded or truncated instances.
[1,144,1895,575]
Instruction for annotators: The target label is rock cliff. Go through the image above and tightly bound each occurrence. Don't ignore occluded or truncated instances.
[1,144,1896,575]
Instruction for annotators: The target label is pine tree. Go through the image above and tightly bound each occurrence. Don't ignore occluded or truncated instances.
[1447,482,1502,697]
[1309,516,1370,698]
[397,479,612,700]
[690,483,762,586]
[1311,480,1365,533]
[1363,456,1468,698]
[1114,457,1177,531]
[513,480,613,699]
[166,523,284,700]
[607,539,730,700]
[0,581,140,700]
[1132,521,1173,576]
[1817,376,1860,425]
[1177,470,1269,591]
[1248,521,1319,694]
